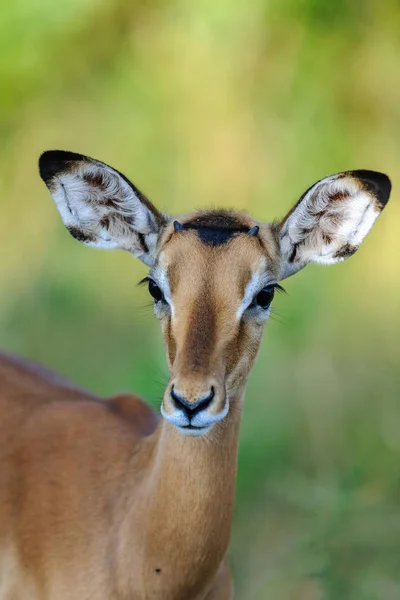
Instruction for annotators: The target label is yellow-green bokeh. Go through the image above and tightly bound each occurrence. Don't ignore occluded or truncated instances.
[1,1,400,598]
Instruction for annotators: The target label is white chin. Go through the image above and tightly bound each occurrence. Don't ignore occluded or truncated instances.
[175,425,213,437]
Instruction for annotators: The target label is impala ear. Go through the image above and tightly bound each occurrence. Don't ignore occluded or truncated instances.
[275,170,391,280]
[39,150,168,266]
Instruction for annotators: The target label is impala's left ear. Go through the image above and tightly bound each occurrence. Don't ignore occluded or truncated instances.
[39,150,168,266]
[275,170,391,280]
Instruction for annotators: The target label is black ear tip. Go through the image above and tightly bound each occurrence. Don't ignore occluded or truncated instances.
[38,150,86,184]
[352,170,392,208]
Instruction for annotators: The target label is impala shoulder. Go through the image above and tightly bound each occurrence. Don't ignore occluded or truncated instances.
[108,393,160,436]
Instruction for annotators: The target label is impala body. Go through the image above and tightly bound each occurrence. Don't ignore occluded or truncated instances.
[0,150,391,599]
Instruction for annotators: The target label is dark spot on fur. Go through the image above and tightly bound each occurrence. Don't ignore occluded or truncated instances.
[334,243,358,259]
[330,192,349,202]
[197,228,239,245]
[83,171,107,190]
[67,226,94,243]
[288,243,299,263]
[120,214,135,227]
[183,210,250,247]
[103,197,119,209]
[137,233,148,253]
[155,568,161,574]
[100,217,110,230]
[322,232,333,244]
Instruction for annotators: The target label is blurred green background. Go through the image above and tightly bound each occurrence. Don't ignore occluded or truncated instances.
[1,0,400,598]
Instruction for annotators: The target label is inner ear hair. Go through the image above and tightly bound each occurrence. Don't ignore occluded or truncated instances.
[38,150,168,266]
[276,169,391,278]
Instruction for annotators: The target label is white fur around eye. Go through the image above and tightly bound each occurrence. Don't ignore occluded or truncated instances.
[149,264,175,318]
[237,271,274,321]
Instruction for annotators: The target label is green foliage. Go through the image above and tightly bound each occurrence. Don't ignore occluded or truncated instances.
[1,0,400,597]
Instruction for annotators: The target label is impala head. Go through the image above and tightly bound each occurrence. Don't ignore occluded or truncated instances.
[39,150,391,436]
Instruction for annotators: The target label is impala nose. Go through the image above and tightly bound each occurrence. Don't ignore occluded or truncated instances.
[170,385,215,417]
[162,381,228,435]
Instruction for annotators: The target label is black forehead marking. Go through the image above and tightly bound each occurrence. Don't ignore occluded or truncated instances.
[183,210,250,247]
[194,226,242,246]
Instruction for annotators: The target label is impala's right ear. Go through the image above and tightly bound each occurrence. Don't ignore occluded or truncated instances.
[39,150,168,266]
[274,169,391,280]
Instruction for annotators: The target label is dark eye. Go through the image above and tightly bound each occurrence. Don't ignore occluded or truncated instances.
[253,285,275,309]
[148,279,164,303]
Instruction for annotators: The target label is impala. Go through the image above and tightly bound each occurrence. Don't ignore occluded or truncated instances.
[0,150,391,599]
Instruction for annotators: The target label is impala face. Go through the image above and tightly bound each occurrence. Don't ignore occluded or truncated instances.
[149,216,282,435]
[39,150,391,437]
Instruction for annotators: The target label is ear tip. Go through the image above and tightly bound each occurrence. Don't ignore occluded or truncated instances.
[38,150,86,185]
[351,169,392,208]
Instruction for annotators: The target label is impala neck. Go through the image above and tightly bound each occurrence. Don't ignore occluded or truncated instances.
[128,391,244,597]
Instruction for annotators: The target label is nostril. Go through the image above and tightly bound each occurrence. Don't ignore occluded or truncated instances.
[170,385,185,409]
[171,385,215,416]
[201,386,215,410]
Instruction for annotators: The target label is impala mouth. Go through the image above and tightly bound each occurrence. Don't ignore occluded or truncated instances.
[161,398,230,437]
[178,424,212,437]
[181,423,209,431]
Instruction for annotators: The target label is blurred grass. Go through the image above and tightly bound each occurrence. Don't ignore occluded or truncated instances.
[1,0,400,597]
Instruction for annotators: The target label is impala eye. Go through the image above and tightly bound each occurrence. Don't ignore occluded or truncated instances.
[253,285,275,309]
[148,279,164,303]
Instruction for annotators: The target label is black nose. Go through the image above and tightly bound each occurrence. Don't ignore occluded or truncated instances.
[171,386,215,417]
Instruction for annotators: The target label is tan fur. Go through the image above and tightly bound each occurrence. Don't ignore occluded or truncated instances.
[158,222,275,417]
[0,228,271,600]
[0,153,390,599]
[0,352,238,599]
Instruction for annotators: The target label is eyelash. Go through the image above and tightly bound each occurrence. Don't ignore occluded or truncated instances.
[271,283,286,294]
[138,277,151,287]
